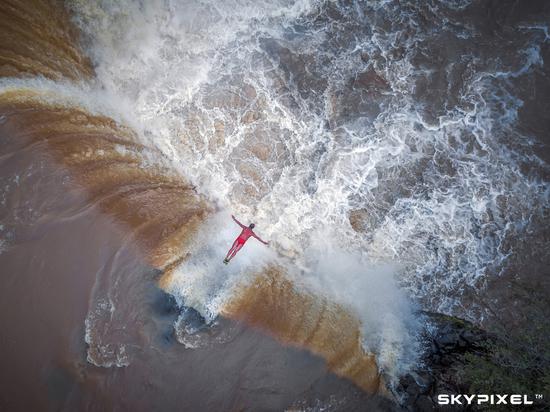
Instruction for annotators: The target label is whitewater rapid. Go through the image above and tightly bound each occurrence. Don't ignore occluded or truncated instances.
[60,0,550,385]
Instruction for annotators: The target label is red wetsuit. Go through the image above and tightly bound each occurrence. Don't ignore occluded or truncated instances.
[225,215,268,262]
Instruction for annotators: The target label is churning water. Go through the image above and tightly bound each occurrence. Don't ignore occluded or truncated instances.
[1,0,549,406]
[65,0,549,383]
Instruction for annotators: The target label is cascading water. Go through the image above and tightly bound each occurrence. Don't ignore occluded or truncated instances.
[1,0,549,409]
[66,0,549,385]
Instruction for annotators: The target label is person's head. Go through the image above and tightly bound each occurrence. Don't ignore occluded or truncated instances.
[249,223,255,229]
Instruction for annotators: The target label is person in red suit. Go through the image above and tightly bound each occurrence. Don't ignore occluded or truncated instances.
[224,215,269,264]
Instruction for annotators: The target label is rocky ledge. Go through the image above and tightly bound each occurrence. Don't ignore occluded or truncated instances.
[396,312,492,411]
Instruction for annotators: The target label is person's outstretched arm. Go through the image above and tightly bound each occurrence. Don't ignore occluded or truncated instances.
[253,233,269,245]
[232,215,246,229]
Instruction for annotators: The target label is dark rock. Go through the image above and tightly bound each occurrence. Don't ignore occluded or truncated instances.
[439,354,454,366]
[415,395,435,412]
[436,331,460,348]
[406,385,421,399]
[415,372,434,390]
[401,374,416,387]
[397,312,493,412]
[461,329,476,342]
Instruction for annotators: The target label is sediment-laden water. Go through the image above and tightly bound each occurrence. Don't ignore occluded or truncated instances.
[1,0,549,410]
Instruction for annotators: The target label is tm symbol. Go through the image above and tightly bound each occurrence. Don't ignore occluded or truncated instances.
[535,394,543,400]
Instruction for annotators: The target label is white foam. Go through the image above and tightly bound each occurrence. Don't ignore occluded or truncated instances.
[68,0,549,380]
[293,233,422,382]
[84,298,131,367]
[163,211,276,321]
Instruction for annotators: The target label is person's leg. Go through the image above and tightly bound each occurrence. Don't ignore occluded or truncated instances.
[229,242,243,261]
[226,239,239,261]
[229,242,238,256]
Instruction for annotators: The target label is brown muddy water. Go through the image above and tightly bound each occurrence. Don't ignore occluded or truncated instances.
[0,0,388,410]
[1,0,550,411]
[0,168,384,411]
[0,164,384,411]
[0,98,388,410]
